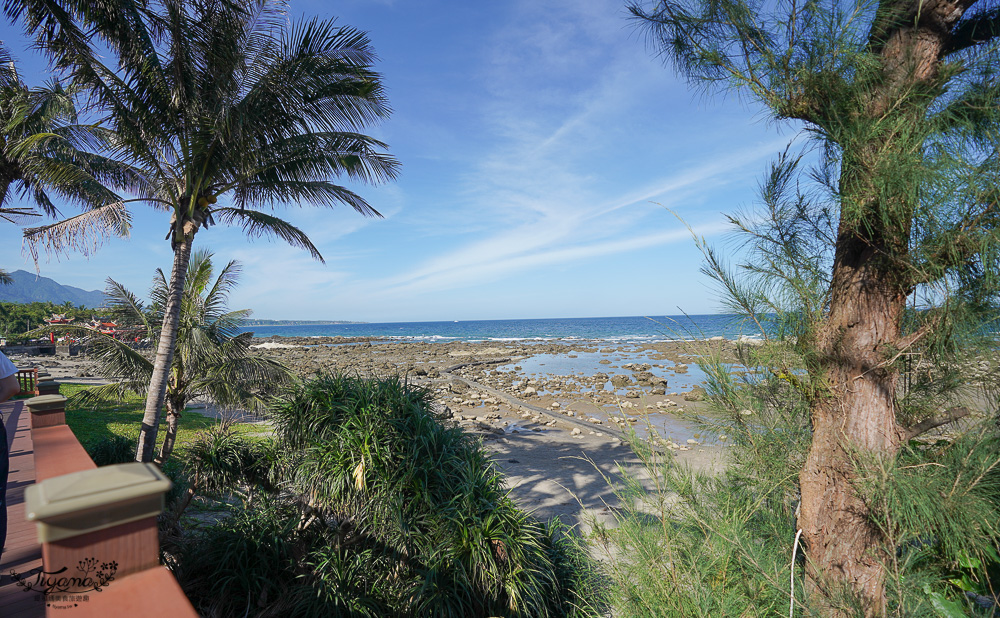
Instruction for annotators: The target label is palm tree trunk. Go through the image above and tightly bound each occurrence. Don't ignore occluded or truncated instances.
[156,397,183,464]
[136,232,196,462]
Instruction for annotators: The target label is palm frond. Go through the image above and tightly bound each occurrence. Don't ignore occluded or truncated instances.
[0,44,17,89]
[70,380,146,407]
[202,258,242,321]
[23,201,131,261]
[194,356,292,413]
[103,277,153,335]
[229,18,391,140]
[212,208,325,262]
[0,206,42,226]
[230,180,384,217]
[63,326,154,391]
[185,248,216,297]
[223,131,399,196]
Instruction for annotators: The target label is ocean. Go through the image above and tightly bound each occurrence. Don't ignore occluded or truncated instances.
[240,314,763,343]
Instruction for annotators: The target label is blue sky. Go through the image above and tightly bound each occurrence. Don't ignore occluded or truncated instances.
[0,0,795,322]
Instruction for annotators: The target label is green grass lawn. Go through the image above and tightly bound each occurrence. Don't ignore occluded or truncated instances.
[53,383,267,456]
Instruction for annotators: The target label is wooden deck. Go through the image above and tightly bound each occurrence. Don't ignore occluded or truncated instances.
[0,399,45,617]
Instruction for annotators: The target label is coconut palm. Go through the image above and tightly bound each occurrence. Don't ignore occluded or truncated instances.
[0,44,135,281]
[9,0,400,461]
[75,248,292,463]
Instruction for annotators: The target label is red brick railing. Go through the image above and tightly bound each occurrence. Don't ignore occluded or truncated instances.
[22,392,197,617]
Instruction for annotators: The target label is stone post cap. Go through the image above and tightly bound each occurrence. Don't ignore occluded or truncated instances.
[24,463,172,543]
[25,394,67,412]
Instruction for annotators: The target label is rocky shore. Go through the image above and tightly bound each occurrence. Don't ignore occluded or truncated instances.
[247,336,740,449]
[4,336,735,527]
[247,335,734,527]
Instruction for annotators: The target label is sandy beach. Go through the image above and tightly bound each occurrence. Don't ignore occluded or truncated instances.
[4,336,733,528]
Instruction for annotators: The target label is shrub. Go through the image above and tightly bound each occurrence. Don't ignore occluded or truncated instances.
[173,373,606,617]
[85,433,137,466]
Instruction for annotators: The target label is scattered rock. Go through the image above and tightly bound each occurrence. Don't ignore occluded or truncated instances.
[610,374,632,387]
[683,386,707,401]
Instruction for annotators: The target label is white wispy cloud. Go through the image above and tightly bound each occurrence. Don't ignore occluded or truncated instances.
[348,0,786,303]
[369,220,731,298]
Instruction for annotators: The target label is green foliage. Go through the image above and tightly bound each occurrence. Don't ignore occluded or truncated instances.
[626,0,1000,611]
[74,249,291,416]
[9,0,400,461]
[0,300,94,338]
[10,0,399,263]
[853,429,1000,614]
[599,342,1000,616]
[173,374,606,617]
[0,43,126,245]
[183,425,274,498]
[84,433,136,466]
[598,341,814,616]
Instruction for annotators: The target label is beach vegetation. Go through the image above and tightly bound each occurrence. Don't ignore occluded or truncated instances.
[168,373,606,617]
[600,342,1000,616]
[8,0,400,462]
[66,249,290,463]
[628,0,1000,613]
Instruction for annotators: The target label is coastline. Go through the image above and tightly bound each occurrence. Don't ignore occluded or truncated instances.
[3,334,734,528]
[247,335,733,527]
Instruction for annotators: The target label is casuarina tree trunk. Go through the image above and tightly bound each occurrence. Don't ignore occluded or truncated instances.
[794,2,967,613]
[136,223,197,463]
[799,234,906,617]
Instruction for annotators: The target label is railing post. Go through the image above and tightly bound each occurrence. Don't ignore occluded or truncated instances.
[37,376,60,396]
[24,463,172,578]
[26,394,67,429]
[21,397,198,615]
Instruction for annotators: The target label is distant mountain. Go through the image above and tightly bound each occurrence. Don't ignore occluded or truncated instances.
[0,270,107,308]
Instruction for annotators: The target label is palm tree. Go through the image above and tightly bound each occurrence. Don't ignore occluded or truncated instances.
[0,44,133,281]
[9,0,400,461]
[75,249,292,463]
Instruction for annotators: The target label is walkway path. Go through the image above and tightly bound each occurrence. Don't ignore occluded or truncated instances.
[0,399,44,617]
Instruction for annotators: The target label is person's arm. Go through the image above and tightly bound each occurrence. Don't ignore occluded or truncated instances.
[0,373,20,403]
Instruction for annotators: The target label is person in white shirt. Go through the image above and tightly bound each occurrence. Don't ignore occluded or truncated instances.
[0,351,22,562]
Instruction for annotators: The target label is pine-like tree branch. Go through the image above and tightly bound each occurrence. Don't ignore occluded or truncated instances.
[946,9,1000,55]
[901,406,971,441]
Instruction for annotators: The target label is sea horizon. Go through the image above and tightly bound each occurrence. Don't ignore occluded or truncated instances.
[238,313,765,343]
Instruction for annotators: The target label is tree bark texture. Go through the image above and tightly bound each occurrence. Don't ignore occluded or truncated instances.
[136,220,198,462]
[156,394,184,464]
[797,1,967,614]
[799,233,906,616]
